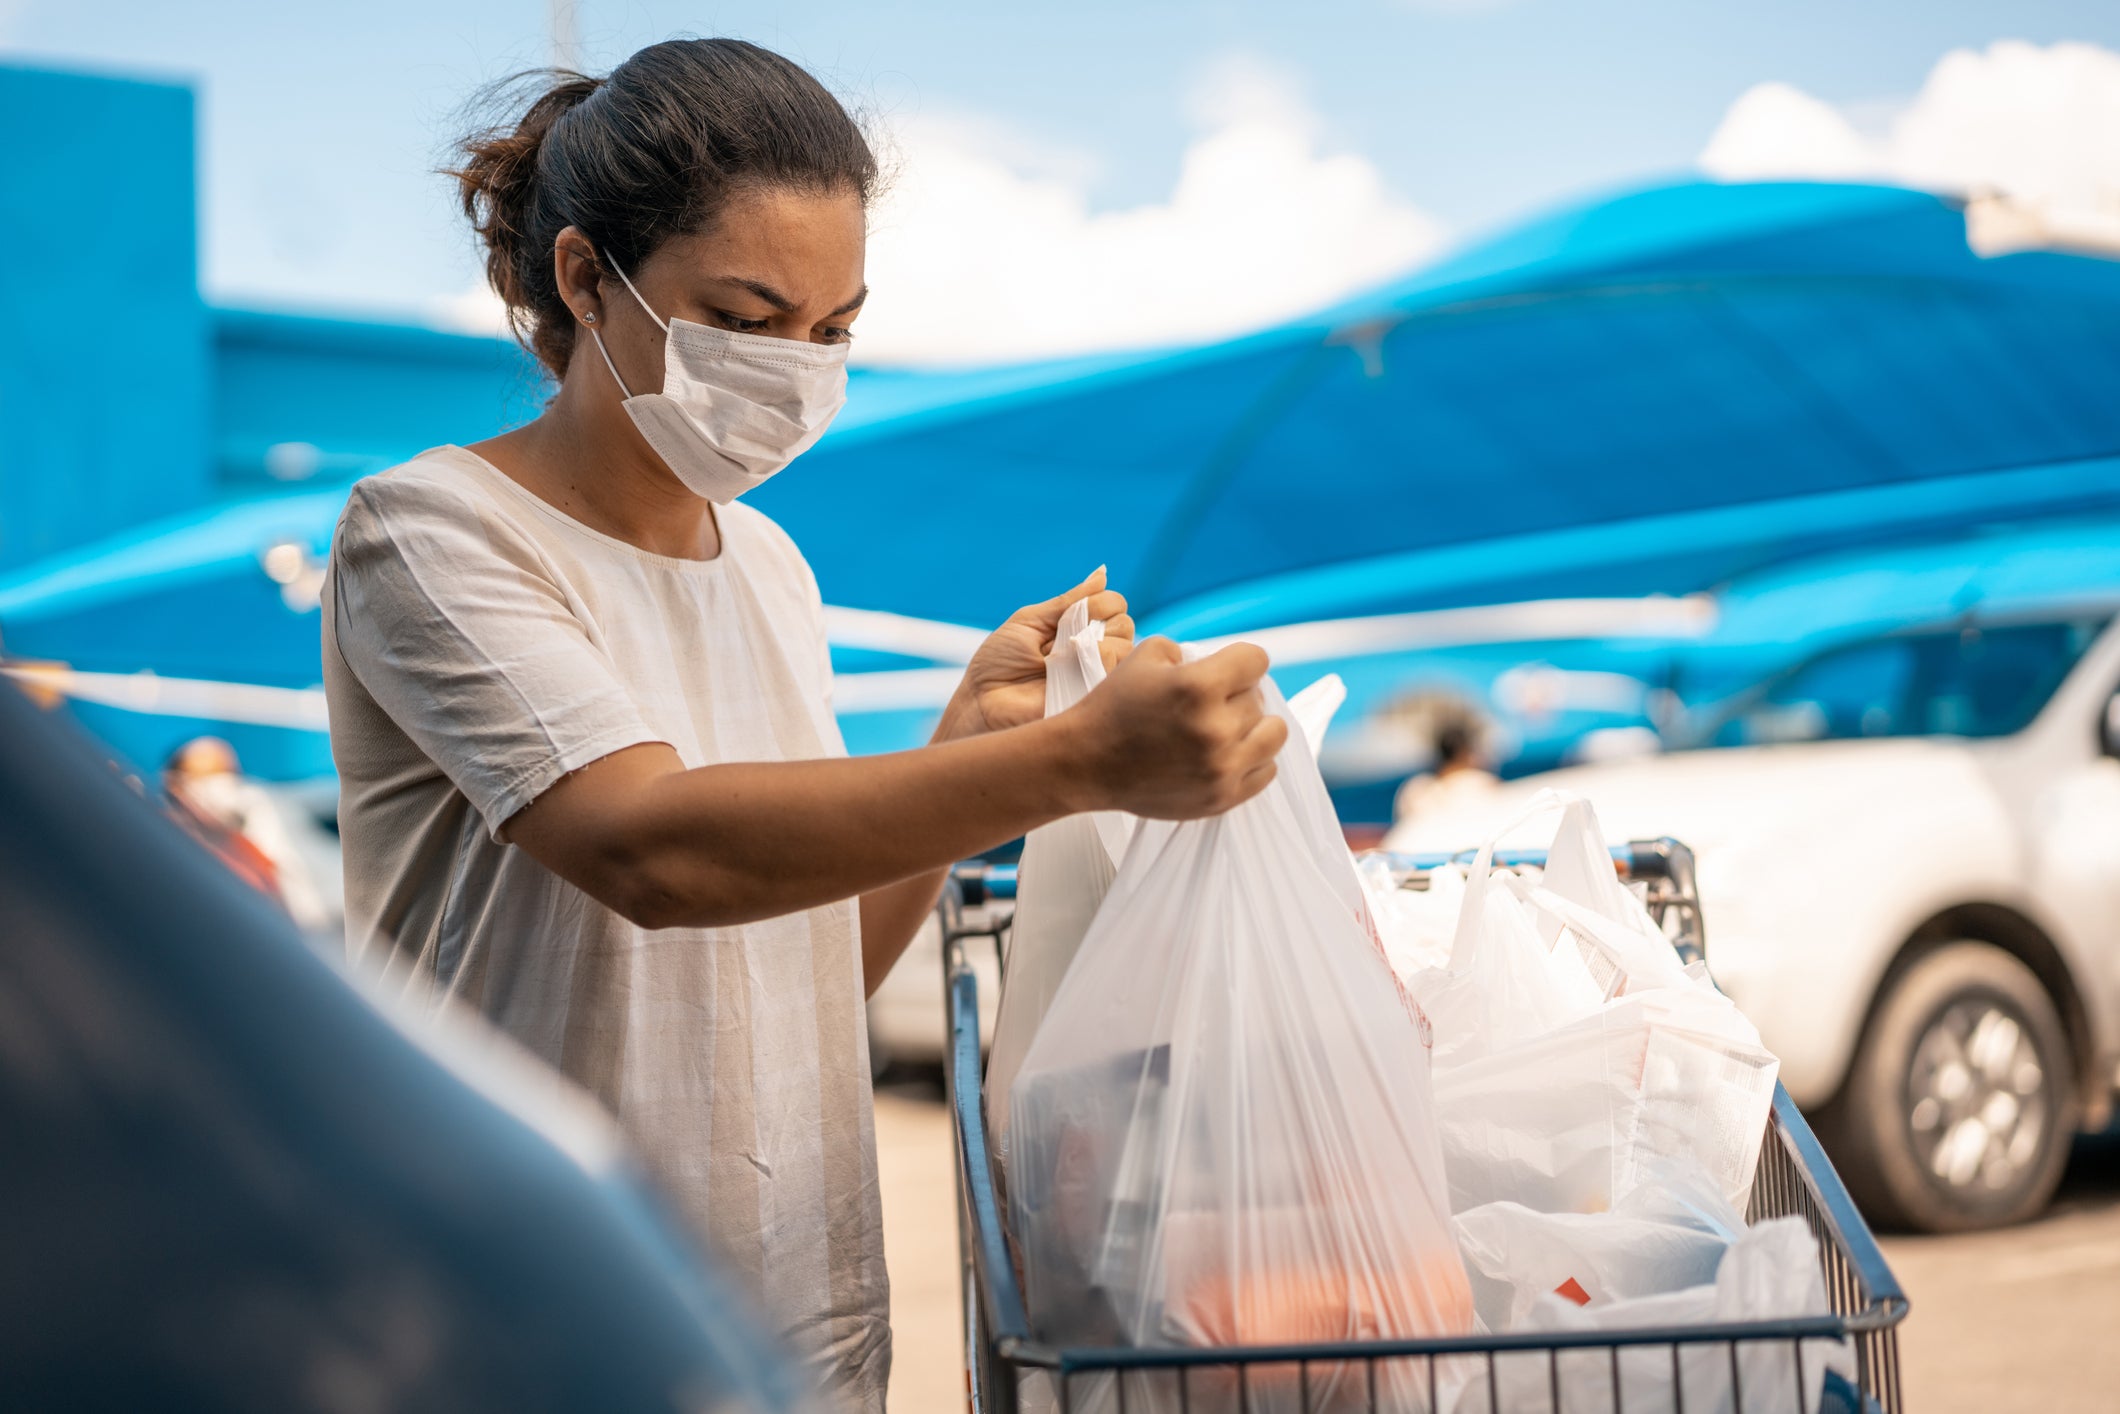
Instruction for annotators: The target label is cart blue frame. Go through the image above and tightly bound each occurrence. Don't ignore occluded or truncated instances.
[939,842,1910,1413]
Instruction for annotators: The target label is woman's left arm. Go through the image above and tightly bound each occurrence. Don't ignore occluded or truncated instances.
[855,569,1133,996]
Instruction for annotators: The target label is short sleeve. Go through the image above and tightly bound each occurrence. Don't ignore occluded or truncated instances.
[328,475,663,837]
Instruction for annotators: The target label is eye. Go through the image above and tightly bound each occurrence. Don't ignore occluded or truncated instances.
[819,326,857,344]
[718,311,770,333]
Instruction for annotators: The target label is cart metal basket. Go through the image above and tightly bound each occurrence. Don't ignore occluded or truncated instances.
[938,841,1910,1413]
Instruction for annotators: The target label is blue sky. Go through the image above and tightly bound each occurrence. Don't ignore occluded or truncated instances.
[7,0,2117,363]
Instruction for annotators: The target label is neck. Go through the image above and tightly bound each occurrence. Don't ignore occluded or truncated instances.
[474,363,722,561]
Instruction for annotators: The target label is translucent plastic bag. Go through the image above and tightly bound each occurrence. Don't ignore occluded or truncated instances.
[1409,795,1779,1217]
[986,598,1135,1170]
[1357,851,1464,979]
[990,626,1346,1176]
[1286,672,1348,757]
[1409,794,1608,1070]
[1454,1160,1742,1331]
[1454,1216,1854,1414]
[1009,675,1472,1413]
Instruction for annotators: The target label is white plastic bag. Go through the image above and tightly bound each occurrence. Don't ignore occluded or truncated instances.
[1409,794,1779,1217]
[985,598,1136,1170]
[1455,1216,1854,1414]
[1358,851,1464,979]
[1432,985,1780,1217]
[1454,1160,1742,1331]
[1009,675,1472,1413]
[1286,672,1348,760]
[1410,793,1608,1070]
[990,642,1346,1176]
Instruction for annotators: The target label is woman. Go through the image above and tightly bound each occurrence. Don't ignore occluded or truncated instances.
[322,38,1284,1411]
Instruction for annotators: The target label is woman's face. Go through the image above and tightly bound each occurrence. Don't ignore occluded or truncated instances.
[600,184,868,379]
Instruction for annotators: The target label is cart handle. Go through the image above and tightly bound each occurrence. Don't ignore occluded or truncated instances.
[1377,837,1706,963]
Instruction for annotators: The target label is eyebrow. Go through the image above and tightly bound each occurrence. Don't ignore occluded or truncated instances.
[721,277,869,318]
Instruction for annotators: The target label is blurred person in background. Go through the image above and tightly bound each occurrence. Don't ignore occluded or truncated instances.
[321,38,1285,1410]
[1391,700,1501,829]
[162,736,330,932]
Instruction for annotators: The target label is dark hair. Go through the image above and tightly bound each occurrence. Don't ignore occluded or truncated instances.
[1433,718,1478,767]
[450,39,877,377]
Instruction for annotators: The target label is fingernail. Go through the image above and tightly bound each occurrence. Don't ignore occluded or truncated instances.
[1092,564,1107,581]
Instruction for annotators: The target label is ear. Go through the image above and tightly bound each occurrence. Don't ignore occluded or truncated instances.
[553,226,606,325]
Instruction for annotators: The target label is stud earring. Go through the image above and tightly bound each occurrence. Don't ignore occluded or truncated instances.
[582,311,597,324]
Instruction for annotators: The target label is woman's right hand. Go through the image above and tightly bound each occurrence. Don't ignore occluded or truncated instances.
[1061,637,1289,819]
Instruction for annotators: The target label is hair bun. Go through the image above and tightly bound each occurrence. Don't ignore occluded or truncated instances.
[449,70,603,333]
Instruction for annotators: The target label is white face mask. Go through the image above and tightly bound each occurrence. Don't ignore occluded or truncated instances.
[584,257,850,503]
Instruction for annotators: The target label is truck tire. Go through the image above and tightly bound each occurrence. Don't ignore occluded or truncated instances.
[1823,941,2075,1232]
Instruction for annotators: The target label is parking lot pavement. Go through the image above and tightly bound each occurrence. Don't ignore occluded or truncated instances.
[875,1075,963,1414]
[1880,1132,2120,1414]
[878,1083,2120,1414]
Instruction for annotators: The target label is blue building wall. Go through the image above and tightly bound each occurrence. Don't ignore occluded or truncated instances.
[0,62,549,575]
[0,65,212,571]
[0,62,553,776]
[213,308,547,489]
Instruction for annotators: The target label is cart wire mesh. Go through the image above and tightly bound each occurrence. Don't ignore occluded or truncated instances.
[939,842,1909,1414]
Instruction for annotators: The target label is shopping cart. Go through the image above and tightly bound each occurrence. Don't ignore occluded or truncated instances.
[937,841,1911,1414]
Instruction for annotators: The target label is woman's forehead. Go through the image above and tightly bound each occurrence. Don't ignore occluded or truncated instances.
[657,186,865,297]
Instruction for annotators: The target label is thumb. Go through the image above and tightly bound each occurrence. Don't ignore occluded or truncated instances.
[1012,564,1107,631]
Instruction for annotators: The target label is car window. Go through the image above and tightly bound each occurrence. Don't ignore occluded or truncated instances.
[1696,619,2110,748]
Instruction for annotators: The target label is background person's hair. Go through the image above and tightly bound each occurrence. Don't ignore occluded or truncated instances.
[1433,718,1478,768]
[449,39,878,378]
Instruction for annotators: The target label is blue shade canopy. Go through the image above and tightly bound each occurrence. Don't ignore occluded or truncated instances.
[8,179,2120,779]
[751,180,2120,635]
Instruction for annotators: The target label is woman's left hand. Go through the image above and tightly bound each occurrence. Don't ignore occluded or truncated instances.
[937,568,1135,740]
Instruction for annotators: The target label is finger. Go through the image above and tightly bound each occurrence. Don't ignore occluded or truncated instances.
[1228,754,1280,808]
[1101,614,1137,648]
[1221,683,1267,740]
[1192,641,1271,699]
[1127,635,1183,669]
[1084,589,1129,624]
[1096,630,1133,676]
[1010,565,1107,630]
[1238,712,1290,766]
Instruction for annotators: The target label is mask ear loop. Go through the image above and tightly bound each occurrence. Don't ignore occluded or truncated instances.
[605,254,669,333]
[581,250,666,398]
[585,322,633,398]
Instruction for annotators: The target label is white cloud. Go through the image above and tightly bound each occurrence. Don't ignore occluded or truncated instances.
[1701,40,2120,253]
[854,54,1446,367]
[1698,81,1877,180]
[428,280,512,338]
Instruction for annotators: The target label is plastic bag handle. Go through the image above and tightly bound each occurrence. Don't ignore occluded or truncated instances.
[1286,674,1348,764]
[1508,878,1645,1000]
[1448,786,1578,971]
[1044,596,1134,863]
[1045,596,1108,715]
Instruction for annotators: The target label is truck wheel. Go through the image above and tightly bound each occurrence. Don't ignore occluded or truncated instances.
[1824,941,2075,1232]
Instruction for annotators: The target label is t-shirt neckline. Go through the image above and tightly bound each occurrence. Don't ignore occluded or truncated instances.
[437,444,734,572]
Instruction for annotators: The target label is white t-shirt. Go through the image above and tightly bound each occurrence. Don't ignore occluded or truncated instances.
[322,446,889,1409]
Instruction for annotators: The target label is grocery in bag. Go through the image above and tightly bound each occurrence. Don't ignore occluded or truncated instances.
[1008,672,1472,1410]
[1403,794,1780,1217]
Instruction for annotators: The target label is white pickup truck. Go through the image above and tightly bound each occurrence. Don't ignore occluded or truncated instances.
[1386,606,2120,1232]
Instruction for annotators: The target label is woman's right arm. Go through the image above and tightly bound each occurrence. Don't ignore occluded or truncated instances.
[500,637,1285,930]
